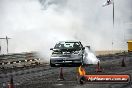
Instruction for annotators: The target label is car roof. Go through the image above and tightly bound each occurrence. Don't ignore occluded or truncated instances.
[58,41,81,43]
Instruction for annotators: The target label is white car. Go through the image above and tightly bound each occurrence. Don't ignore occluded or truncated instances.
[50,41,85,67]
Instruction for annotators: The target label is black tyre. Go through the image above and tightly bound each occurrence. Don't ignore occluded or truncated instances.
[79,76,86,84]
[50,60,55,67]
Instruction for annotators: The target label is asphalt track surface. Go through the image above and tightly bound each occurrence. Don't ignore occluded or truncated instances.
[0,53,132,88]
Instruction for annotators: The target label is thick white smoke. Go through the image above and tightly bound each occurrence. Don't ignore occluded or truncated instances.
[0,0,132,62]
[83,47,100,64]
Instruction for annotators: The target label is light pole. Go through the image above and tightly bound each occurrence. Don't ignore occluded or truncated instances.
[103,0,115,51]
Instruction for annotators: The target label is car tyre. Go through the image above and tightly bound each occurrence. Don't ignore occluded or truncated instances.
[50,60,55,67]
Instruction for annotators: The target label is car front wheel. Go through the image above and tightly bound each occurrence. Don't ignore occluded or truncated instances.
[50,60,55,67]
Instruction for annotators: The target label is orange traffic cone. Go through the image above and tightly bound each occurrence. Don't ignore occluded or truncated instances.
[95,61,102,72]
[57,67,64,81]
[121,58,126,67]
[8,76,14,88]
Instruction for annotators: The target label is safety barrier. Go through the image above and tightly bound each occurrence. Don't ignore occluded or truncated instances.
[0,58,40,68]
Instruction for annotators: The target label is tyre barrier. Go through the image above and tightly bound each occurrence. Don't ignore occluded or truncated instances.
[0,58,40,69]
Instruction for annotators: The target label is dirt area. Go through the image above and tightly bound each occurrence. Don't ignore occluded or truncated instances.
[0,52,132,88]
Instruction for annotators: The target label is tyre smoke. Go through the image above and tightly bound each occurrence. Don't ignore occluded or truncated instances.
[83,46,100,64]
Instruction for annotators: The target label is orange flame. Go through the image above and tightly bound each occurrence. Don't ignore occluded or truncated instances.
[78,65,86,76]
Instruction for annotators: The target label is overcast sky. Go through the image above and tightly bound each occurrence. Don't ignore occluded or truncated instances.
[0,0,132,57]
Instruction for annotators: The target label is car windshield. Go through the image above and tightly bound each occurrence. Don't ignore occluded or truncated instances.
[54,42,82,50]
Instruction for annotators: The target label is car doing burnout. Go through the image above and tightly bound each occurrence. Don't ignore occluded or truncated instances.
[50,41,85,67]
